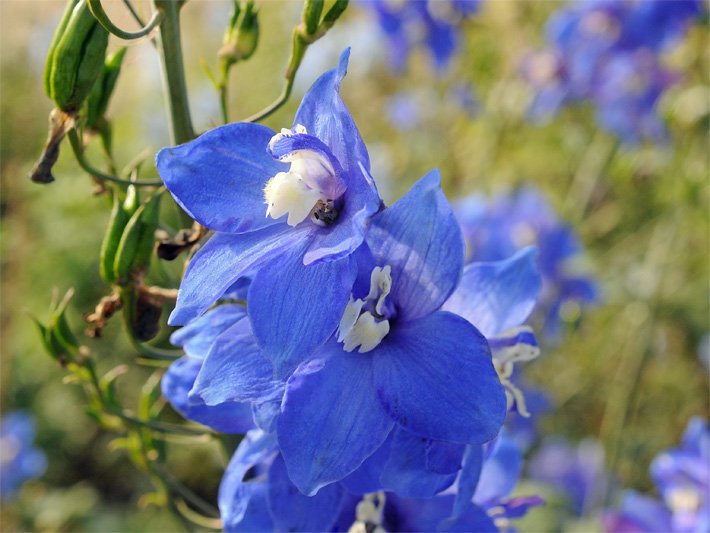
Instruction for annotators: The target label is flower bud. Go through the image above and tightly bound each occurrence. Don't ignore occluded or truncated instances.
[44,0,109,113]
[84,47,127,130]
[219,0,259,65]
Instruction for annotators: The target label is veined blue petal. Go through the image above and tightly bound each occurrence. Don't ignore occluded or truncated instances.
[267,454,345,532]
[366,170,464,320]
[373,312,506,444]
[169,304,246,358]
[248,241,357,378]
[251,399,281,434]
[219,430,278,531]
[157,123,287,234]
[161,356,254,434]
[169,225,310,326]
[443,247,542,338]
[294,49,371,179]
[277,350,394,496]
[381,427,457,498]
[340,434,392,495]
[189,317,283,406]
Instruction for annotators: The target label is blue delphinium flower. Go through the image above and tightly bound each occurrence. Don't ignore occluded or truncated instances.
[157,49,381,378]
[0,412,47,500]
[522,0,704,144]
[455,187,598,339]
[361,0,482,72]
[604,417,709,532]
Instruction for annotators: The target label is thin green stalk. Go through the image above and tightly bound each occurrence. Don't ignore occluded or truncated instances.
[88,0,164,40]
[154,0,194,145]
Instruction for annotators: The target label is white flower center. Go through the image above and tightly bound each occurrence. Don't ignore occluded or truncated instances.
[337,266,393,353]
[263,125,335,227]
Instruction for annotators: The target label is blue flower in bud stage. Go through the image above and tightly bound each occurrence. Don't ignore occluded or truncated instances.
[604,417,709,533]
[529,436,608,517]
[362,0,482,72]
[157,49,380,378]
[0,412,47,500]
[455,187,598,339]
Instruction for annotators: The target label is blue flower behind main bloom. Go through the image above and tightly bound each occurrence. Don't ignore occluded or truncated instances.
[522,0,704,144]
[157,49,381,378]
[0,412,47,500]
[455,187,598,338]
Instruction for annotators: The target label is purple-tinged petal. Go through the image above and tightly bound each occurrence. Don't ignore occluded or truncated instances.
[494,495,545,520]
[248,241,357,378]
[190,317,283,406]
[373,312,506,444]
[386,494,496,533]
[381,427,456,498]
[161,356,254,434]
[366,170,464,321]
[426,440,466,475]
[603,491,672,533]
[169,225,310,326]
[169,304,246,358]
[251,399,281,434]
[267,454,345,532]
[226,484,273,533]
[277,349,394,496]
[438,503,498,533]
[443,247,542,337]
[340,435,392,495]
[157,123,287,234]
[294,49,371,179]
[219,430,278,531]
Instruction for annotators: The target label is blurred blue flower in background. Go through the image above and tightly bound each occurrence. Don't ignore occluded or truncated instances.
[528,436,609,518]
[0,411,47,500]
[522,0,704,144]
[604,417,710,533]
[455,187,598,339]
[361,0,482,72]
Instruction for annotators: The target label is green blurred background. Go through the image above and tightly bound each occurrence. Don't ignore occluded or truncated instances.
[1,1,708,531]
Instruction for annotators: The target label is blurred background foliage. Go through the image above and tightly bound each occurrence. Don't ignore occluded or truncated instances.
[1,0,708,531]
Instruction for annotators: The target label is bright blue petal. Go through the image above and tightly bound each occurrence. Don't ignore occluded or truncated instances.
[161,356,254,433]
[386,494,496,533]
[438,503,498,533]
[373,312,506,444]
[157,123,287,234]
[248,242,357,378]
[340,434,391,495]
[190,317,283,406]
[294,49,371,179]
[219,430,278,531]
[366,170,464,320]
[277,349,394,495]
[443,247,542,337]
[227,484,273,533]
[425,440,466,475]
[170,304,246,358]
[267,454,345,532]
[169,225,309,326]
[381,427,457,498]
[452,445,484,518]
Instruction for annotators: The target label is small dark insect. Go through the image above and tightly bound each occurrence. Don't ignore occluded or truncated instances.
[311,199,339,226]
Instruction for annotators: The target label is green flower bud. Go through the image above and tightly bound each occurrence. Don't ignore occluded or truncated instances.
[219,0,259,65]
[84,47,127,129]
[45,0,110,112]
[302,0,324,36]
[112,193,161,284]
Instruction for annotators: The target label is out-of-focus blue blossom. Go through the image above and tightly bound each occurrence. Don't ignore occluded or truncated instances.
[157,50,381,379]
[529,437,608,517]
[361,0,482,72]
[386,83,479,131]
[697,333,710,372]
[455,187,598,339]
[522,0,704,143]
[0,412,47,500]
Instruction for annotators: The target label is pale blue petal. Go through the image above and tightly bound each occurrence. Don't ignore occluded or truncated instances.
[169,304,246,358]
[443,247,542,337]
[277,350,394,495]
[473,433,523,505]
[373,312,506,443]
[366,170,464,320]
[157,123,287,234]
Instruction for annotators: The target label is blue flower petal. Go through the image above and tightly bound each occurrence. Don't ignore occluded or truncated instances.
[277,349,394,496]
[219,430,278,531]
[452,445,484,517]
[425,440,466,475]
[248,241,357,378]
[157,123,287,234]
[267,454,345,531]
[443,247,542,337]
[473,433,523,505]
[189,317,283,406]
[294,49,371,179]
[437,502,498,533]
[251,399,281,434]
[227,484,273,533]
[340,434,392,495]
[381,427,457,498]
[169,225,309,326]
[170,304,246,358]
[366,170,464,321]
[373,311,506,444]
[161,356,254,434]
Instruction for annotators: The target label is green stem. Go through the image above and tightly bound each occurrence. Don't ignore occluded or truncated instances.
[67,128,163,187]
[88,0,164,40]
[154,0,194,144]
